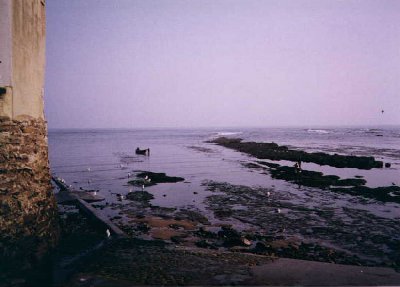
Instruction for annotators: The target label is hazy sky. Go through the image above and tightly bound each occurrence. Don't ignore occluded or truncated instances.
[45,0,400,128]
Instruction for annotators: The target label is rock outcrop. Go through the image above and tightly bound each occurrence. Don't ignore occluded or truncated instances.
[211,137,384,169]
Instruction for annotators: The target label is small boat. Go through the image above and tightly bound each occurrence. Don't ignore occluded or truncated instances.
[135,147,150,155]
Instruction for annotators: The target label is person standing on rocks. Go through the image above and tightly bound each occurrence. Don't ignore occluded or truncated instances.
[294,160,302,173]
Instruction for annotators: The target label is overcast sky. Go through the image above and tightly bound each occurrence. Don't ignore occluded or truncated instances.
[45,0,400,129]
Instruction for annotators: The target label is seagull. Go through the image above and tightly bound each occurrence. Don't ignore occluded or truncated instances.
[106,229,111,238]
[87,167,91,172]
[276,208,281,214]
[267,191,271,197]
[144,175,151,183]
[142,184,145,191]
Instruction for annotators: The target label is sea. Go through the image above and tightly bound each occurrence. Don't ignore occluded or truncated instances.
[48,126,400,265]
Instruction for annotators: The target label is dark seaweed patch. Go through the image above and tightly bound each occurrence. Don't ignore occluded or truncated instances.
[250,161,400,204]
[128,171,184,187]
[211,137,383,169]
[203,180,400,268]
[126,191,154,202]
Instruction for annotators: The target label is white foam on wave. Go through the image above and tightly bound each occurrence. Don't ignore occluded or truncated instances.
[216,131,243,136]
[307,129,330,134]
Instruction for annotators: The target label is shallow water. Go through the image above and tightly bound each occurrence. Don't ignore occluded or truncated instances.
[49,126,400,264]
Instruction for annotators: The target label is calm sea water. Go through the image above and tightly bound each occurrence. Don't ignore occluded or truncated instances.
[49,127,400,212]
[49,126,400,182]
[48,126,400,263]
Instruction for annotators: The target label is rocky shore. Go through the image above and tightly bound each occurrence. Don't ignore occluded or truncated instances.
[5,135,399,286]
[58,199,400,286]
[128,171,184,187]
[79,171,400,278]
[211,137,385,169]
[211,137,400,203]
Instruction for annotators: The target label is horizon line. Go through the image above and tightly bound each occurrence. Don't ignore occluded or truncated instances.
[47,124,400,131]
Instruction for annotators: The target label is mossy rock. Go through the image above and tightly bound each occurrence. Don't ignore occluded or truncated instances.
[128,171,184,187]
[211,137,383,169]
[126,191,154,202]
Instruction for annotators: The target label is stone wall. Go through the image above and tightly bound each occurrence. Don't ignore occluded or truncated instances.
[0,116,58,265]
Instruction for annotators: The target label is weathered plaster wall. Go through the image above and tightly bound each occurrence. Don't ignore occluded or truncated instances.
[0,87,12,119]
[11,0,46,119]
[0,0,12,87]
[0,0,45,119]
[0,0,13,118]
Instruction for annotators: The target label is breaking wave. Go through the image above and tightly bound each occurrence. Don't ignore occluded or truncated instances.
[216,131,243,136]
[307,129,330,134]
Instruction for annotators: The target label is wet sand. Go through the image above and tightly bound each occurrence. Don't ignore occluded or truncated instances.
[58,209,400,287]
[66,249,400,286]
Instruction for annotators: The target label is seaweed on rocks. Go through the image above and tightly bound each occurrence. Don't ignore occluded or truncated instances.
[202,180,400,267]
[174,209,210,225]
[211,137,384,169]
[251,161,400,204]
[128,171,184,187]
[259,162,366,189]
[137,171,184,183]
[331,185,400,203]
[126,191,154,203]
